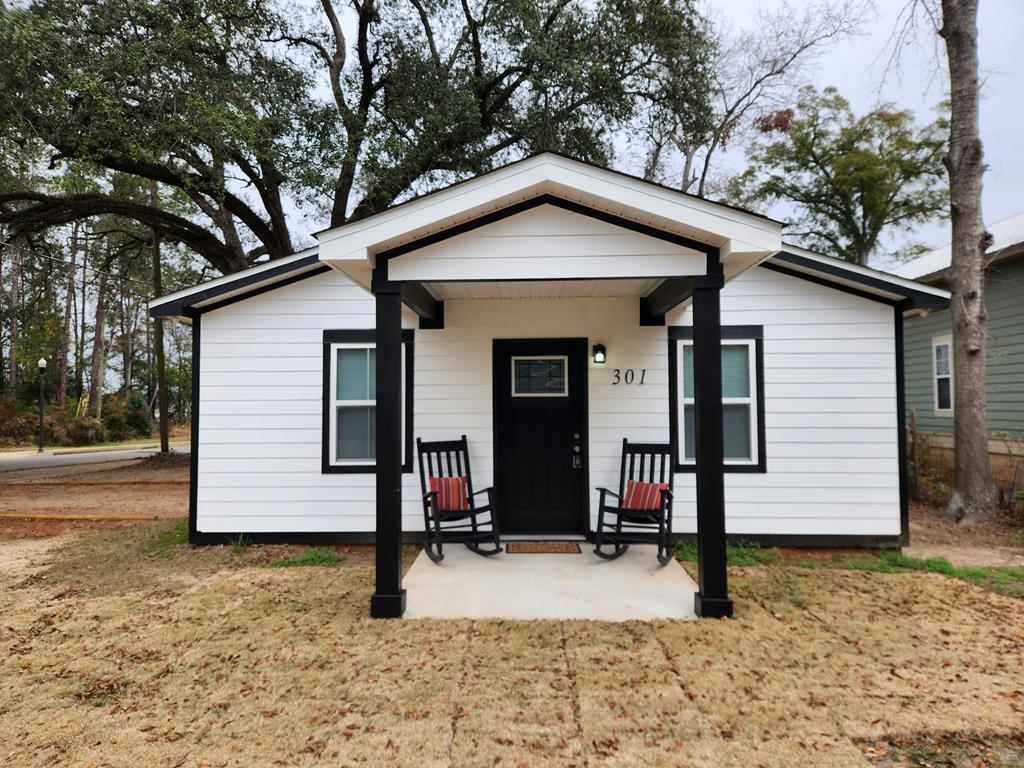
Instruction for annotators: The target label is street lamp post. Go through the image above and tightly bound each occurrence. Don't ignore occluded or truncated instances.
[37,358,47,454]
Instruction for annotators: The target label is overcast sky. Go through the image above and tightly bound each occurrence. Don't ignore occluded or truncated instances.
[697,0,1024,268]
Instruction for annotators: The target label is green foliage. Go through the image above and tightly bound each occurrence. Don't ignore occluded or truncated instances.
[675,539,780,566]
[144,519,190,559]
[0,0,716,273]
[264,548,345,568]
[230,534,252,554]
[101,392,154,441]
[730,87,948,265]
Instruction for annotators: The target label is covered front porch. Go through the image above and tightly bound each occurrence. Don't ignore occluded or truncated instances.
[403,544,698,621]
[314,154,784,620]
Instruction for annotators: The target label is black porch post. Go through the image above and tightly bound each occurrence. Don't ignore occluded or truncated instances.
[370,262,406,618]
[692,259,733,618]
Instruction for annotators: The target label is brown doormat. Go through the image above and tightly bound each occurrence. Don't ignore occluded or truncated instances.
[506,541,582,554]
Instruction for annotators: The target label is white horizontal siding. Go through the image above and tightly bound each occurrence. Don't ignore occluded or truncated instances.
[668,265,900,536]
[387,204,707,282]
[195,262,900,539]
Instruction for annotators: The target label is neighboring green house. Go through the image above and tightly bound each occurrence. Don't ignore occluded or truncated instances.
[897,212,1024,486]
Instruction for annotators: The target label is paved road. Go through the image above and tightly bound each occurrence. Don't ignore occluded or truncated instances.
[0,444,190,473]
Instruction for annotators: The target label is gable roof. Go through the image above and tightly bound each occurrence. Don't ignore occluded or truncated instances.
[894,211,1024,282]
[314,152,785,288]
[769,245,949,310]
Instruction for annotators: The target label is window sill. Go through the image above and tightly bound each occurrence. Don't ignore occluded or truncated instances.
[322,462,414,475]
[675,461,767,474]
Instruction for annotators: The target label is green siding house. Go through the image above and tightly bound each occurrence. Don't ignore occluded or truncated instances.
[897,212,1024,484]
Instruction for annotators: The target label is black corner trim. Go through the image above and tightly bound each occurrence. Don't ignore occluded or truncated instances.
[321,329,415,475]
[667,325,766,474]
[150,255,326,317]
[187,314,201,544]
[894,305,909,546]
[768,252,949,309]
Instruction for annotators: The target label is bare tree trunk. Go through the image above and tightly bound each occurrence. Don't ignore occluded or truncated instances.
[939,0,998,520]
[152,228,169,453]
[57,223,78,408]
[88,272,108,420]
[76,245,88,402]
[7,247,19,393]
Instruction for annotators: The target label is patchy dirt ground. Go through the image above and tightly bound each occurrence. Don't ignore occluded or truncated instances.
[907,501,1024,567]
[0,453,188,540]
[0,522,1022,768]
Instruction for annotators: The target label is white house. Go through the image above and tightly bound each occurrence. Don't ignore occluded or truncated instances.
[149,153,949,618]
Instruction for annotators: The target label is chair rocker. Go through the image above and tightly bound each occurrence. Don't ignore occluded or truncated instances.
[594,439,675,565]
[418,435,502,563]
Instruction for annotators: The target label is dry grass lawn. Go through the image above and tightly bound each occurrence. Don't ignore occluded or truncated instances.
[1,523,1023,767]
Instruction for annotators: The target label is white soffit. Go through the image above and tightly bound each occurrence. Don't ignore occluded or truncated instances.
[423,278,663,301]
[316,154,783,277]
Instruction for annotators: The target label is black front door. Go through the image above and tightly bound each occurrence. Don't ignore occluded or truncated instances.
[493,339,588,535]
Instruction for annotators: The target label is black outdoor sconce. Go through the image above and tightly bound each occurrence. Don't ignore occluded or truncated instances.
[592,343,607,365]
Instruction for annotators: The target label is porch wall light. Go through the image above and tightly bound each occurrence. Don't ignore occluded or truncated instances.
[592,343,607,365]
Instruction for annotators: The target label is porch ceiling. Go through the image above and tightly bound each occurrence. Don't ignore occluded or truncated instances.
[421,277,663,301]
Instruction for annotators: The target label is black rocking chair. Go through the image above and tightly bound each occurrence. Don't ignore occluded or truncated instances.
[417,435,502,563]
[594,439,675,565]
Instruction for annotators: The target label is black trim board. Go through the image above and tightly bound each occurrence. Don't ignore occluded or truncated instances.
[668,325,767,474]
[377,193,720,261]
[187,530,902,547]
[895,304,910,545]
[770,252,949,309]
[150,255,324,318]
[401,281,444,329]
[321,329,415,475]
[640,277,694,326]
[187,311,200,544]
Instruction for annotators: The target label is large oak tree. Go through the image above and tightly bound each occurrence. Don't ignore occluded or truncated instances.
[0,0,716,275]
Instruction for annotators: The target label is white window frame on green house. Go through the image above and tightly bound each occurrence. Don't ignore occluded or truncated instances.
[932,334,953,416]
[677,338,760,469]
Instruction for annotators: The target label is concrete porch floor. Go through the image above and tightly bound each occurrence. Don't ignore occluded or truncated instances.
[403,544,697,621]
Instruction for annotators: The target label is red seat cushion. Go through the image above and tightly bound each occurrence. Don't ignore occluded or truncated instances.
[429,476,470,514]
[622,480,669,511]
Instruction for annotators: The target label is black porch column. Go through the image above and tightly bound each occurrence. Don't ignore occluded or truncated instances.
[370,263,406,618]
[692,261,734,619]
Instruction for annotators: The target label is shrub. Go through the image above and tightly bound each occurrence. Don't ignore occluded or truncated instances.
[102,392,153,441]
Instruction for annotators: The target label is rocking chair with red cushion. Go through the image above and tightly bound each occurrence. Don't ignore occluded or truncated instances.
[594,439,675,564]
[417,435,502,563]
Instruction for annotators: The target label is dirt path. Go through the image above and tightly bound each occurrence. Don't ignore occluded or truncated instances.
[908,501,1024,566]
[0,454,188,540]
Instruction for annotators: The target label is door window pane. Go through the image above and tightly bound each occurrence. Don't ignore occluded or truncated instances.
[336,405,376,460]
[513,358,567,395]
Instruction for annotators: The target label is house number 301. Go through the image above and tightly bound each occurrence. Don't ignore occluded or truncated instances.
[612,368,646,385]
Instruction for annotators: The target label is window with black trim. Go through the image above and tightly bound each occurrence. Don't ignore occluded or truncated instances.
[322,330,414,474]
[668,326,766,473]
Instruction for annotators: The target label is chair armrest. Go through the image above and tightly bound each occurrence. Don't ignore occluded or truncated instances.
[469,486,493,497]
[596,487,620,500]
[661,488,673,500]
[423,490,439,503]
